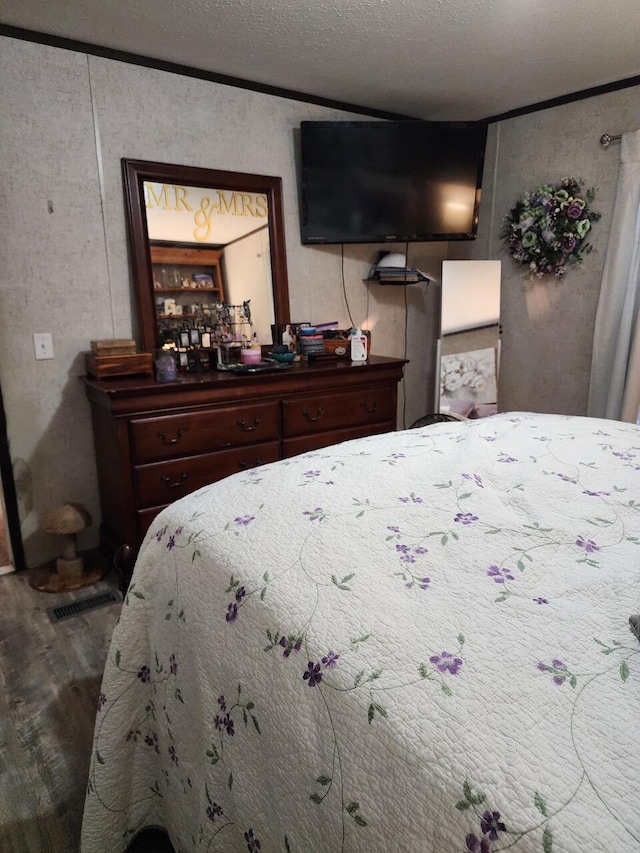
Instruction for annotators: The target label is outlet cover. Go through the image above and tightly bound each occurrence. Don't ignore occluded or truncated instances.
[34,333,54,360]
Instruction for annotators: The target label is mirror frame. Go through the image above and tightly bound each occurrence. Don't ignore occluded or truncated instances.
[122,158,291,353]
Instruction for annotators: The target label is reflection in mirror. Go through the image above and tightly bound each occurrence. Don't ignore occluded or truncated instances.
[438,260,501,420]
[145,182,275,357]
[123,161,290,372]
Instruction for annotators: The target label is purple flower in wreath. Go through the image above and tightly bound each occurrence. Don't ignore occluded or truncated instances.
[454,512,478,526]
[169,654,178,675]
[533,597,549,605]
[466,833,492,852]
[206,802,223,822]
[304,470,321,479]
[235,515,255,526]
[235,586,246,602]
[218,695,226,712]
[576,535,600,553]
[244,829,262,852]
[97,692,107,711]
[566,201,585,220]
[481,810,507,841]
[226,602,238,623]
[321,651,340,669]
[166,535,176,550]
[175,525,184,536]
[137,665,151,683]
[303,661,323,687]
[214,714,224,732]
[430,651,463,675]
[486,565,514,584]
[387,525,401,533]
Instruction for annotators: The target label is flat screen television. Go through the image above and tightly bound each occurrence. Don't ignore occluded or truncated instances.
[299,120,488,244]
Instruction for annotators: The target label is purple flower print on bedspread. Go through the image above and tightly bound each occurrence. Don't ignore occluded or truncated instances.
[430,651,463,675]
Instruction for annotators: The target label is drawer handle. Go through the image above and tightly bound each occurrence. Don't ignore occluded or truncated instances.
[157,428,186,446]
[160,472,188,489]
[361,401,378,414]
[237,417,261,432]
[302,407,324,423]
[239,458,262,470]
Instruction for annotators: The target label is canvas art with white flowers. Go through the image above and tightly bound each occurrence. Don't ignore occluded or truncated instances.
[440,348,497,412]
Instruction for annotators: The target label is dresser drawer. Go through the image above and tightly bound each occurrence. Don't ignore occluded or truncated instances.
[134,441,280,507]
[283,386,395,437]
[130,401,280,463]
[283,421,394,458]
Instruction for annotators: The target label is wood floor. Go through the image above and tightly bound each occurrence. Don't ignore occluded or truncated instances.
[0,570,121,853]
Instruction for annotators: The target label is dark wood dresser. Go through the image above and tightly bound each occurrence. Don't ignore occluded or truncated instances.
[85,356,406,585]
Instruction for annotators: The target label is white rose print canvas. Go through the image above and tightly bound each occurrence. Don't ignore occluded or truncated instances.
[440,347,497,408]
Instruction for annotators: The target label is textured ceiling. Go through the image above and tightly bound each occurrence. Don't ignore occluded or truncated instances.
[2,0,640,119]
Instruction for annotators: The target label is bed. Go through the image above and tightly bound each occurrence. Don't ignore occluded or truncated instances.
[82,412,640,852]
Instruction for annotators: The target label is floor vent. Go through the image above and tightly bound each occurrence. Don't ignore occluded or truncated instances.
[47,589,122,623]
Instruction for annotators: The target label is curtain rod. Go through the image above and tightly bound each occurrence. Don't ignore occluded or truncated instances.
[600,133,622,149]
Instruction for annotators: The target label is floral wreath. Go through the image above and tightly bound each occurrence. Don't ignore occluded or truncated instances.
[501,177,601,280]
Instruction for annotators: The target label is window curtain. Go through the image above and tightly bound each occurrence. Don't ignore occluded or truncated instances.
[588,129,640,422]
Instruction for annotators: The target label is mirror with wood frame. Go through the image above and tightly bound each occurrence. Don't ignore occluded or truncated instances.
[122,159,290,368]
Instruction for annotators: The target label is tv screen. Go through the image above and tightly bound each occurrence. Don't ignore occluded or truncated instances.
[300,120,488,244]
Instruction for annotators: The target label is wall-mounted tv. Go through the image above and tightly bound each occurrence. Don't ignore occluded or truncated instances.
[299,120,488,245]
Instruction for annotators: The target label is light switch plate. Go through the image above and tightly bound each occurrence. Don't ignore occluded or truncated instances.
[34,332,54,360]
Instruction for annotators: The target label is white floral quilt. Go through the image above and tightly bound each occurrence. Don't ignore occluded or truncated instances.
[82,413,640,853]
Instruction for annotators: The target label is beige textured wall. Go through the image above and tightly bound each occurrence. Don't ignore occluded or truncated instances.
[0,37,445,566]
[451,87,640,414]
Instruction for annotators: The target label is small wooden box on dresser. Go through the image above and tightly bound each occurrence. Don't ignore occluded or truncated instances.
[85,355,406,589]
